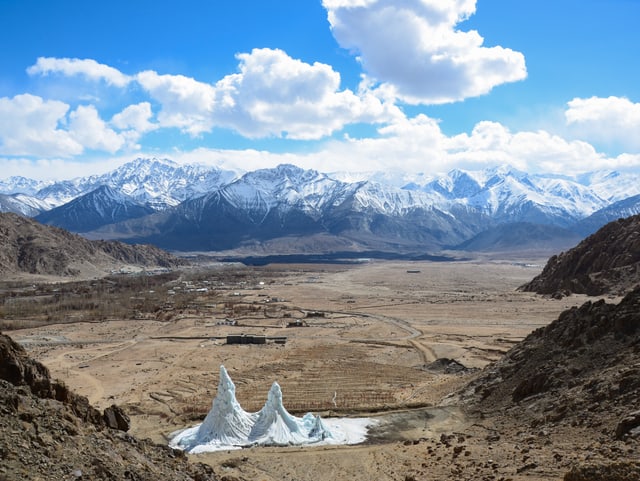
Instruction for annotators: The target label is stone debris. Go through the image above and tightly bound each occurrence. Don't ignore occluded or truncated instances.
[0,333,217,480]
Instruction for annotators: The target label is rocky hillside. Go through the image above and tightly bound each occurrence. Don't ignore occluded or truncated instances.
[520,214,640,296]
[468,287,640,420]
[0,213,187,278]
[0,333,217,480]
[462,287,640,479]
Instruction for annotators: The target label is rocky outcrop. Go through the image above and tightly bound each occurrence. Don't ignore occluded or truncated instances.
[424,358,474,374]
[615,411,640,440]
[0,333,104,426]
[520,214,640,296]
[103,404,131,432]
[0,333,217,480]
[0,333,50,390]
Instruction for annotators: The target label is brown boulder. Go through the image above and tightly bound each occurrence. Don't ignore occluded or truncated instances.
[104,404,131,432]
[615,411,640,439]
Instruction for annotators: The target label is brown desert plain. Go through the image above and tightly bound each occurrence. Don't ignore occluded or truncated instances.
[6,258,624,480]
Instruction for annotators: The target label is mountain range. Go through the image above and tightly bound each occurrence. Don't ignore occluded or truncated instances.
[1,157,640,254]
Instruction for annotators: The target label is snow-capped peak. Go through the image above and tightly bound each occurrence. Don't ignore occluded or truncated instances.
[0,176,52,196]
[0,157,239,210]
[579,170,640,203]
[2,159,640,245]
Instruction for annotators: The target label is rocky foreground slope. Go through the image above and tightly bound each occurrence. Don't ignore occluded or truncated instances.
[0,213,187,278]
[0,333,217,480]
[520,214,640,296]
[462,287,640,479]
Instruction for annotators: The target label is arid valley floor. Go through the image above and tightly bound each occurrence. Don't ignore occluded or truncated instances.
[6,258,632,480]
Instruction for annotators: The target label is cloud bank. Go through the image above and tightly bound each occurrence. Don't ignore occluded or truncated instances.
[566,96,640,151]
[170,115,640,177]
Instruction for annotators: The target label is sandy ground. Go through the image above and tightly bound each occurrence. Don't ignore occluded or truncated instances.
[10,258,600,480]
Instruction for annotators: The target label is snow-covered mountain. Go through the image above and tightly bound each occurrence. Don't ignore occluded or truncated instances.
[90,164,491,251]
[0,193,44,217]
[574,194,640,236]
[406,166,609,226]
[35,185,156,233]
[10,193,51,213]
[0,176,52,196]
[577,170,640,203]
[80,157,239,209]
[18,158,239,210]
[3,158,640,254]
[34,180,88,208]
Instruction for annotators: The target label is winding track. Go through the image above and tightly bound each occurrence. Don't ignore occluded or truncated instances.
[45,339,138,405]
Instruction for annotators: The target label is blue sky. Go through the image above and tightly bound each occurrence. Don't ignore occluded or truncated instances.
[1,0,640,179]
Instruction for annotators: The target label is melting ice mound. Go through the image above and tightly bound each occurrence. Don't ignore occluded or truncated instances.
[170,366,375,453]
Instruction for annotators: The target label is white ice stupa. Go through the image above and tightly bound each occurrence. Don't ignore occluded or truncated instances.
[170,365,373,453]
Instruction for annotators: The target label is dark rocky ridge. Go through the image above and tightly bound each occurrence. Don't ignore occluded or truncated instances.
[0,212,187,277]
[0,333,217,480]
[520,214,640,296]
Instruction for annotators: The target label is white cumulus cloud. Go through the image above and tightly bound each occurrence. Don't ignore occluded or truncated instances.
[448,121,607,173]
[68,105,126,153]
[135,71,217,136]
[22,52,404,145]
[211,48,402,139]
[110,102,158,150]
[111,102,156,133]
[136,48,402,139]
[323,0,527,104]
[565,96,640,151]
[27,57,132,87]
[0,94,133,157]
[0,94,83,157]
